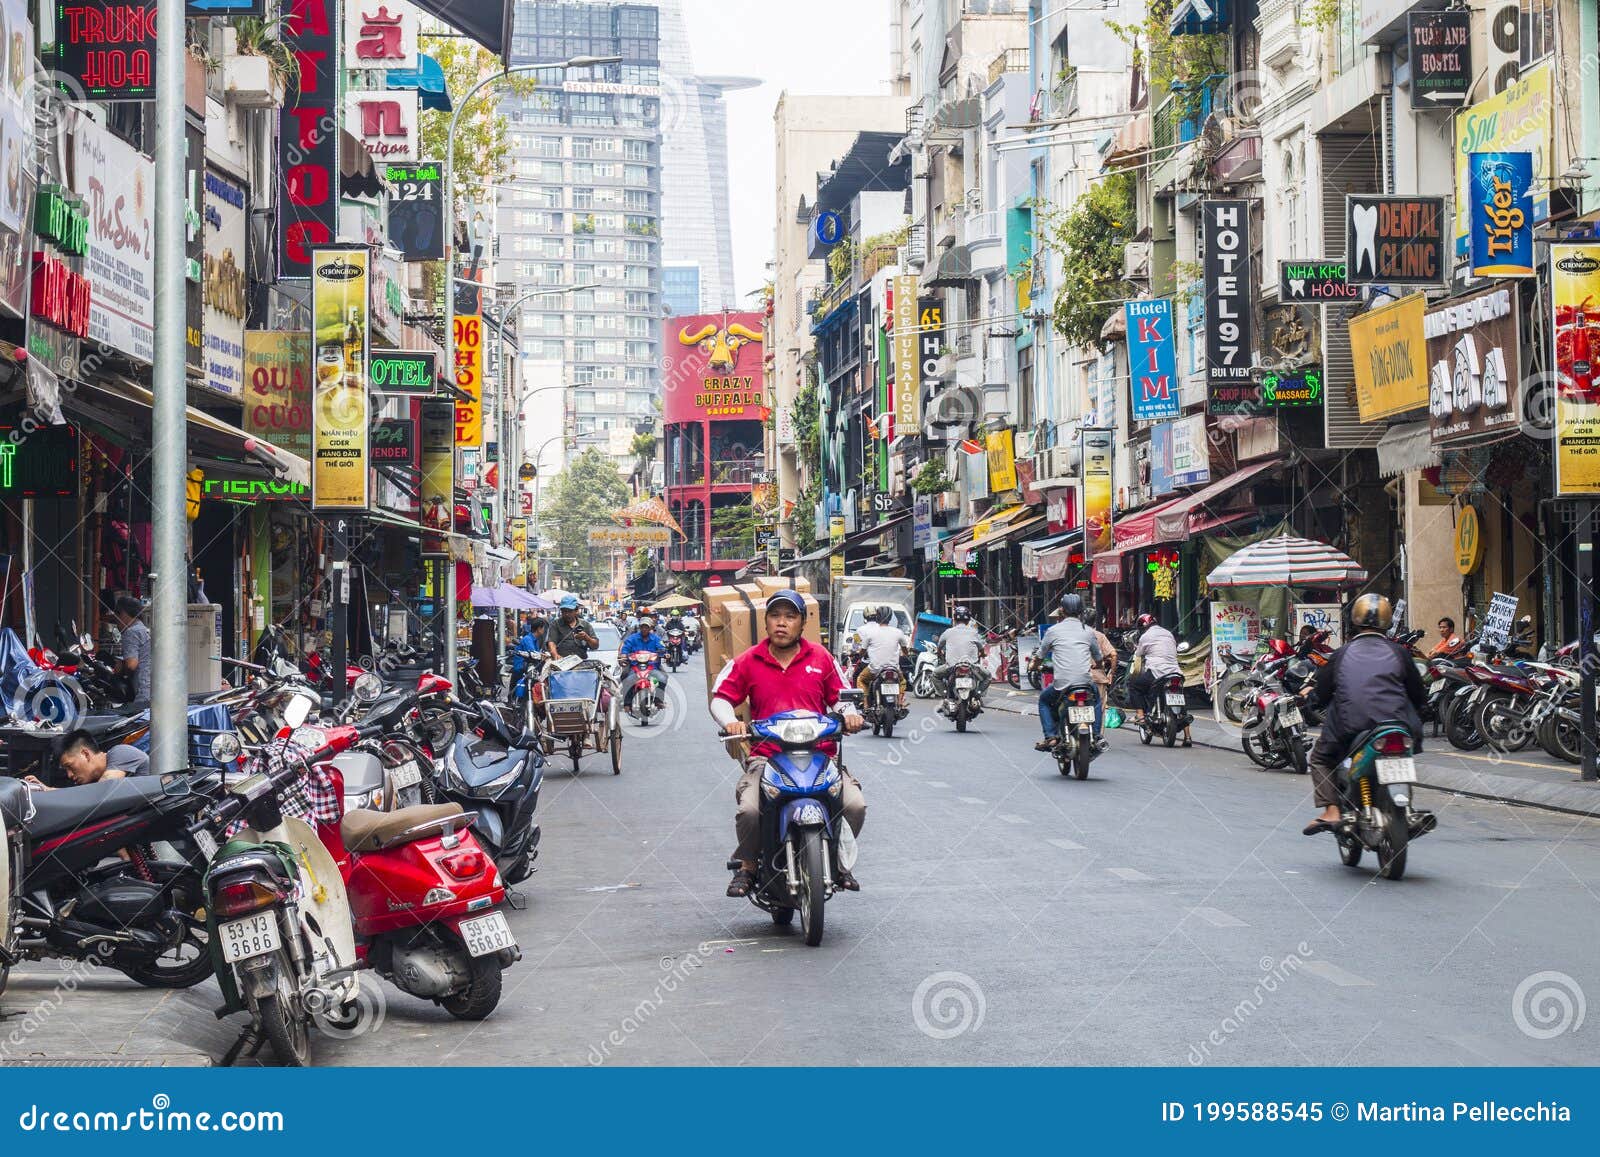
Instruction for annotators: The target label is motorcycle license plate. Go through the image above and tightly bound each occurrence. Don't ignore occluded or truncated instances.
[1376,757,1417,785]
[1165,693,1187,708]
[955,678,975,690]
[881,688,899,699]
[1068,706,1096,724]
[390,761,422,790]
[193,829,218,861]
[550,702,585,714]
[1279,707,1304,727]
[219,914,279,963]
[460,911,517,958]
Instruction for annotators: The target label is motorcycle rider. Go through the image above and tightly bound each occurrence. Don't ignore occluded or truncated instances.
[620,615,668,711]
[710,590,865,897]
[1035,594,1106,752]
[547,595,598,660]
[934,605,990,699]
[854,605,910,698]
[1129,612,1191,745]
[1300,593,1426,835]
[1084,608,1117,712]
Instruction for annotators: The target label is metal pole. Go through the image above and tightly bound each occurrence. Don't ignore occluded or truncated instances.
[329,519,350,703]
[1579,501,1596,782]
[148,1,187,773]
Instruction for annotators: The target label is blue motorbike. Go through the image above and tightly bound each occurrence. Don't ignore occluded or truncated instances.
[723,701,859,946]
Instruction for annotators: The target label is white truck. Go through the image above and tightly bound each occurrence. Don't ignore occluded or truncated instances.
[830,576,916,658]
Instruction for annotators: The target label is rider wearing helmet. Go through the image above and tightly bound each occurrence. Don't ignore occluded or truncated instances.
[710,590,866,896]
[934,605,990,700]
[1083,608,1118,711]
[620,615,668,710]
[1301,593,1426,835]
[1129,611,1190,745]
[854,604,911,696]
[1035,593,1107,752]
[547,595,599,660]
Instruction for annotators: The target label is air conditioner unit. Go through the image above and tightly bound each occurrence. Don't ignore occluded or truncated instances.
[1123,241,1153,280]
[1040,443,1078,480]
[1486,3,1520,94]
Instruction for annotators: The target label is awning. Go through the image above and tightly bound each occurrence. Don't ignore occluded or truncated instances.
[411,0,512,61]
[984,514,1048,551]
[1112,459,1282,552]
[793,543,836,565]
[340,130,382,198]
[1376,421,1442,478]
[1022,528,1084,582]
[1170,0,1230,34]
[843,511,910,550]
[925,244,975,288]
[387,55,452,111]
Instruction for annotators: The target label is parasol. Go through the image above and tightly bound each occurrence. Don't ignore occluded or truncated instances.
[1205,536,1369,589]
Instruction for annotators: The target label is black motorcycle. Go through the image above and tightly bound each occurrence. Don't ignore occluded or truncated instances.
[664,629,686,672]
[863,666,910,738]
[429,699,544,886]
[938,661,985,732]
[1050,683,1102,779]
[1313,722,1437,881]
[1137,672,1193,747]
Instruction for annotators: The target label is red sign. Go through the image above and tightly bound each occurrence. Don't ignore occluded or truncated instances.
[56,3,157,101]
[662,311,767,423]
[30,252,92,337]
[278,0,340,277]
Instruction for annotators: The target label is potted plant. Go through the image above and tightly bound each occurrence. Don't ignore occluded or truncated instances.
[224,17,297,109]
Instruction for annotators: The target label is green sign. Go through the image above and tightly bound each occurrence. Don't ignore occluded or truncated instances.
[937,562,976,578]
[369,350,438,394]
[201,478,309,502]
[34,187,88,256]
[1261,371,1323,407]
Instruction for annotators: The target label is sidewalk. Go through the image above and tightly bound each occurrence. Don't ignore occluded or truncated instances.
[982,685,1600,819]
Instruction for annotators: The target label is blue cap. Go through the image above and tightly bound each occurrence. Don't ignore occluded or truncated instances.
[559,595,579,610]
[766,589,807,618]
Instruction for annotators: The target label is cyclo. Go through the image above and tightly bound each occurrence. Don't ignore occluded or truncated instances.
[528,656,622,775]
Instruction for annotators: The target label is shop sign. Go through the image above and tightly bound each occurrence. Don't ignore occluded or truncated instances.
[203,168,248,398]
[1346,195,1445,285]
[1278,260,1360,303]
[34,188,88,255]
[70,112,155,360]
[892,275,920,437]
[419,399,453,531]
[1151,414,1210,495]
[1407,11,1470,108]
[918,297,946,392]
[1454,63,1552,259]
[29,251,91,336]
[310,247,371,510]
[345,0,419,70]
[587,525,672,547]
[0,0,34,243]
[371,417,415,466]
[1550,243,1600,495]
[985,429,1017,492]
[200,477,309,502]
[278,0,340,278]
[453,313,483,446]
[384,161,444,262]
[0,424,76,495]
[56,1,156,100]
[1208,601,1262,678]
[1292,603,1344,648]
[912,495,934,549]
[1481,591,1519,651]
[1454,505,1483,574]
[1425,284,1520,444]
[345,90,420,163]
[186,0,265,13]
[1261,370,1323,407]
[1081,428,1114,561]
[1125,298,1180,421]
[1349,293,1429,421]
[1467,152,1534,278]
[370,349,436,393]
[1202,200,1255,411]
[243,331,311,459]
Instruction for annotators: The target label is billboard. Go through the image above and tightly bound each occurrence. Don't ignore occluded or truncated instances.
[203,168,249,398]
[1349,293,1429,422]
[278,0,340,278]
[1201,200,1255,412]
[70,112,155,361]
[892,275,920,438]
[419,399,454,530]
[1081,428,1114,560]
[1453,63,1552,259]
[662,311,766,423]
[1467,152,1534,278]
[309,247,370,510]
[1125,298,1181,421]
[1345,195,1445,285]
[1425,284,1520,445]
[453,313,483,446]
[1551,244,1600,495]
[243,331,311,459]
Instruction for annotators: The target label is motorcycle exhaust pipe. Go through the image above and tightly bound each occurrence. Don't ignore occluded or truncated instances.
[302,985,336,1015]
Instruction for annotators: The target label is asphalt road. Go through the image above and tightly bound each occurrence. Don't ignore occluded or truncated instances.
[5,652,1599,1066]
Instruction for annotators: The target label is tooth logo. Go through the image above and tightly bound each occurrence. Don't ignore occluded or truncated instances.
[1289,278,1305,297]
[1351,203,1379,277]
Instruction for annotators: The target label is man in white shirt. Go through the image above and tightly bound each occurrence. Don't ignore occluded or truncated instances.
[854,606,910,695]
[1130,612,1191,745]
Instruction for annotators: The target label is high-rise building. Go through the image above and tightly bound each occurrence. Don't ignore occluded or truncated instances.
[502,1,665,467]
[661,261,701,316]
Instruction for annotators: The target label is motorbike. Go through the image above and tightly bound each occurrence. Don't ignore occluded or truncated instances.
[1137,672,1193,748]
[1239,680,1310,773]
[664,629,686,672]
[864,664,909,738]
[912,640,940,699]
[1051,683,1101,779]
[985,629,1022,689]
[938,661,985,732]
[622,651,666,727]
[1313,722,1437,881]
[720,698,861,947]
[432,697,544,885]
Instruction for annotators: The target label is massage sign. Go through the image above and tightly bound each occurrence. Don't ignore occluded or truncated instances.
[1202,200,1257,413]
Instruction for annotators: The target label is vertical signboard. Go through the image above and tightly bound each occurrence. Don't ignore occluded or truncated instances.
[1551,244,1600,496]
[345,90,420,163]
[70,113,155,361]
[243,332,311,459]
[1202,200,1254,413]
[985,428,1017,492]
[1081,428,1114,561]
[419,399,455,531]
[1467,152,1534,278]
[1406,10,1471,108]
[453,312,483,446]
[279,0,340,278]
[203,167,249,397]
[1125,298,1180,421]
[309,248,370,510]
[384,161,444,261]
[892,275,920,438]
[918,296,945,395]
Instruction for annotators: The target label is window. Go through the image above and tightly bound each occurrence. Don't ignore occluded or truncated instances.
[1276,137,1305,262]
[626,240,649,262]
[624,164,650,186]
[542,237,566,258]
[574,290,595,311]
[573,237,594,259]
[573,365,595,386]
[624,139,651,162]
[597,339,623,357]
[595,365,620,382]
[594,391,619,409]
[574,315,595,336]
[541,161,563,184]
[626,290,652,312]
[573,138,593,159]
[574,264,595,284]
[537,137,563,158]
[573,187,594,210]
[624,189,652,211]
[626,316,650,337]
[575,340,596,360]
[626,341,651,360]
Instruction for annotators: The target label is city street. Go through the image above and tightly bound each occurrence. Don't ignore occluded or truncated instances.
[6,654,1598,1067]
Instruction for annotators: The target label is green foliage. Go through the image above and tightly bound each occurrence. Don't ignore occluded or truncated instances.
[910,459,953,495]
[1105,3,1229,101]
[793,478,821,555]
[542,449,631,591]
[793,377,822,468]
[230,17,298,88]
[711,500,760,549]
[1298,0,1342,30]
[1035,173,1137,349]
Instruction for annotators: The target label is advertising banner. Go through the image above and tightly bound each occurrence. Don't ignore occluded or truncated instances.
[1202,201,1254,412]
[892,275,920,437]
[384,161,444,261]
[1481,591,1520,651]
[1261,371,1323,407]
[453,313,483,446]
[1425,284,1520,445]
[587,525,672,547]
[1081,428,1114,561]
[1125,298,1181,421]
[1349,293,1429,421]
[279,0,340,278]
[371,416,416,468]
[912,494,935,549]
[1346,195,1445,285]
[70,112,155,361]
[986,428,1017,492]
[243,331,311,460]
[369,349,436,393]
[0,0,33,240]
[1152,414,1211,495]
[203,168,248,398]
[1209,600,1262,669]
[419,399,454,531]
[662,311,766,422]
[1407,10,1470,108]
[1467,152,1534,278]
[1454,63,1551,258]
[310,248,370,510]
[1551,243,1600,495]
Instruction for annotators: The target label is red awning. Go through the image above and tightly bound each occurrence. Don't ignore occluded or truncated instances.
[1112,458,1282,552]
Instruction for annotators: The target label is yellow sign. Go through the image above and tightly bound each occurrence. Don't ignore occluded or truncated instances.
[1551,243,1600,495]
[829,515,846,543]
[829,551,845,578]
[1082,428,1114,557]
[1454,505,1483,574]
[986,429,1017,492]
[1348,293,1429,422]
[891,275,920,435]
[419,400,454,532]
[453,313,483,447]
[310,247,371,510]
[1454,62,1552,251]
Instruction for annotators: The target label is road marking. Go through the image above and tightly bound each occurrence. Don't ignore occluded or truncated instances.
[996,813,1030,824]
[1190,906,1247,928]
[925,779,950,787]
[901,768,922,775]
[1106,867,1151,882]
[1302,960,1374,987]
[957,796,987,804]
[1047,837,1085,851]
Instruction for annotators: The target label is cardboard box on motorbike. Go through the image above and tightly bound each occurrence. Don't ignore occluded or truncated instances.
[701,577,819,762]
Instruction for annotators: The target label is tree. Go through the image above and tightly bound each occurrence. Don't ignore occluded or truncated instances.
[1034,173,1137,349]
[541,449,631,592]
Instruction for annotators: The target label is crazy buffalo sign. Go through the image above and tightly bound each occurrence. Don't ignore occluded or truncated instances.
[662,311,767,422]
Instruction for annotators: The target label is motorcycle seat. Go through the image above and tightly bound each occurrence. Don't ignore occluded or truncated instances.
[21,776,170,839]
[0,776,32,829]
[340,802,465,853]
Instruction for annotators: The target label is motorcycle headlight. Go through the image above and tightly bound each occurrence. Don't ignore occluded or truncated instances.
[821,765,842,797]
[479,766,521,796]
[762,779,781,800]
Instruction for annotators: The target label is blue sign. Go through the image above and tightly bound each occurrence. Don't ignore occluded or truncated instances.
[1125,299,1181,421]
[1469,152,1534,278]
[813,210,844,246]
[1150,422,1174,496]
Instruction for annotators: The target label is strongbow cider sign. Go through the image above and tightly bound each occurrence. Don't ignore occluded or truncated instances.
[662,311,766,422]
[1551,243,1600,495]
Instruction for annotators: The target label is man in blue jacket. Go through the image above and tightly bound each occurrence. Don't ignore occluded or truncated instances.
[620,616,668,711]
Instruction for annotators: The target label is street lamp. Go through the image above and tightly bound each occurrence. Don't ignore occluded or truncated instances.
[442,53,620,681]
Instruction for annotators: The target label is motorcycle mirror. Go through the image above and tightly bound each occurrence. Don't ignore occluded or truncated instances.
[838,688,864,705]
[210,732,243,763]
[353,672,384,704]
[284,694,315,729]
[1176,642,1191,654]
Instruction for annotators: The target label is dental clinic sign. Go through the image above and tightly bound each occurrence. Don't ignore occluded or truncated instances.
[1345,194,1445,285]
[1125,298,1180,421]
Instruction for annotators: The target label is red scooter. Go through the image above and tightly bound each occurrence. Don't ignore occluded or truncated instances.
[623,651,664,726]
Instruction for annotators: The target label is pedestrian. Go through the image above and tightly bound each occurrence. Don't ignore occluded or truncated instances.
[113,594,152,709]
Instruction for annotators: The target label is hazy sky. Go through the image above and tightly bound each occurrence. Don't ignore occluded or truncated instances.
[678,0,894,301]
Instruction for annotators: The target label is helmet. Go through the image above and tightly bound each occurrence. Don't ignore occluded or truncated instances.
[638,615,655,628]
[953,605,971,623]
[1349,593,1394,632]
[559,595,579,611]
[766,589,806,619]
[1059,593,1084,618]
[879,605,897,624]
[1136,613,1157,631]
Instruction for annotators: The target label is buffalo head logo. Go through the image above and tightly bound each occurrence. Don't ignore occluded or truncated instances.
[678,320,764,373]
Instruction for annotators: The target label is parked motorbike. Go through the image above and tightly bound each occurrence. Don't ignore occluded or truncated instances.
[1312,722,1437,881]
[985,629,1022,689]
[938,661,985,732]
[432,698,544,885]
[1051,683,1101,780]
[912,641,940,699]
[1138,673,1193,748]
[864,665,909,738]
[1239,680,1310,773]
[622,651,665,726]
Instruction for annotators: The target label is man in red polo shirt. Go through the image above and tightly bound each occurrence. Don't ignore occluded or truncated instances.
[710,589,865,897]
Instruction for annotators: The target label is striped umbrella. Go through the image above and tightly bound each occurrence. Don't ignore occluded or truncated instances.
[1205,536,1369,589]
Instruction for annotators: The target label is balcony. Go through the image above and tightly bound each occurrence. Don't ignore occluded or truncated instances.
[1151,76,1224,159]
[964,209,1004,275]
[1050,69,1078,119]
[711,536,756,562]
[988,47,1028,86]
[711,458,763,486]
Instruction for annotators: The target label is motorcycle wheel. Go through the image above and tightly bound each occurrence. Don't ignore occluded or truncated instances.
[1476,693,1533,753]
[1241,731,1287,769]
[442,955,504,1021]
[258,970,310,1067]
[1006,667,1020,689]
[1027,671,1041,691]
[955,713,967,733]
[1288,735,1309,776]
[120,867,213,989]
[1538,713,1582,764]
[1074,735,1092,780]
[882,716,895,739]
[1163,716,1178,747]
[610,728,623,774]
[569,738,583,774]
[771,906,795,926]
[1444,697,1486,751]
[1217,674,1253,723]
[915,674,934,699]
[1374,795,1409,881]
[796,830,826,947]
[1139,722,1153,745]
[1338,833,1364,868]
